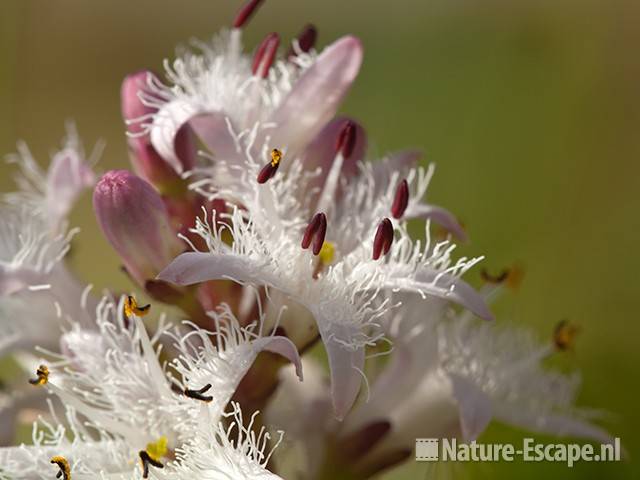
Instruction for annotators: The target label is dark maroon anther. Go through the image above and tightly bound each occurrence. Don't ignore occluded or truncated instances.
[252,32,280,78]
[233,0,265,28]
[301,212,327,255]
[336,120,357,159]
[288,24,318,57]
[257,162,278,183]
[372,218,394,260]
[391,179,409,219]
[312,213,327,255]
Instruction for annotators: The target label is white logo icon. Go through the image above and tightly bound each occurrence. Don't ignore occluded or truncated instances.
[415,438,439,461]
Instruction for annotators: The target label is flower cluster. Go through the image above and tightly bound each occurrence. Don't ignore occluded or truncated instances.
[0,1,614,479]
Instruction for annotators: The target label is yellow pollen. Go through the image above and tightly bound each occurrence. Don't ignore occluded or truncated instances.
[124,295,151,318]
[506,264,525,290]
[145,436,168,462]
[553,320,580,351]
[51,455,71,480]
[318,241,335,265]
[29,365,49,386]
[270,148,282,167]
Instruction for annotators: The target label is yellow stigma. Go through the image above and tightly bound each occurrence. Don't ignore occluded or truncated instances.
[145,436,168,462]
[553,320,580,351]
[124,295,151,318]
[270,148,283,167]
[29,365,49,386]
[319,241,335,265]
[51,456,71,480]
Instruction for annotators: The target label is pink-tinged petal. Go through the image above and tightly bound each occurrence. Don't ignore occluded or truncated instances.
[495,405,617,447]
[449,374,493,442]
[45,148,95,228]
[407,203,467,242]
[267,36,363,158]
[301,117,367,201]
[122,70,160,136]
[188,112,241,162]
[384,271,494,321]
[253,335,303,381]
[150,100,201,173]
[314,320,365,420]
[0,267,36,296]
[157,251,280,287]
[128,140,182,189]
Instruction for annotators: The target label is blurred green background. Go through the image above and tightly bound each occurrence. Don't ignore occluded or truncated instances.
[1,0,638,478]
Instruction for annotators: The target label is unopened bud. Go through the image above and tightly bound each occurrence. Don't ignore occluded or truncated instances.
[93,170,182,285]
[121,72,196,190]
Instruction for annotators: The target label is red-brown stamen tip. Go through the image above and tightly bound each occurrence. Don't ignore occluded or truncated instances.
[257,162,278,183]
[336,120,357,159]
[391,179,409,219]
[257,148,282,183]
[301,212,327,255]
[233,0,266,29]
[288,24,318,57]
[252,32,280,78]
[372,218,394,260]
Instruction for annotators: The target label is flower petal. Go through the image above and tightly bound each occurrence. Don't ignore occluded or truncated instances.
[188,112,241,163]
[300,117,367,205]
[406,203,467,241]
[266,36,363,158]
[371,150,422,186]
[252,335,303,382]
[157,251,280,287]
[45,148,95,231]
[449,373,493,442]
[149,100,200,173]
[382,270,493,321]
[495,405,616,446]
[314,320,365,420]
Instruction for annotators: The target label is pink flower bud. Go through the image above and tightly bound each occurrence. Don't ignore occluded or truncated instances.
[121,71,196,189]
[93,170,183,284]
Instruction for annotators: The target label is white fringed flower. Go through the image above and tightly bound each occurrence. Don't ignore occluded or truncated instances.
[138,29,362,173]
[4,123,97,234]
[158,127,492,418]
[0,295,299,479]
[0,205,77,297]
[1,126,97,355]
[345,293,613,462]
